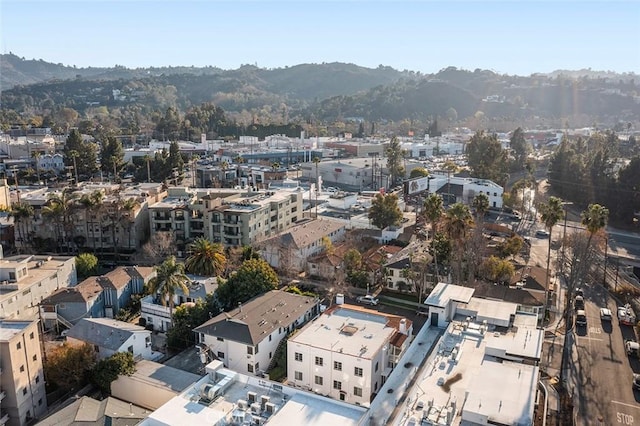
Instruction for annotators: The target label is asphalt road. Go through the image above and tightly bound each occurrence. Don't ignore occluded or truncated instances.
[569,284,640,426]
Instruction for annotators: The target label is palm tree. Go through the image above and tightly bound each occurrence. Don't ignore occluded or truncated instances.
[423,194,444,283]
[581,203,609,249]
[143,154,152,183]
[313,156,321,218]
[43,189,78,253]
[444,203,472,283]
[11,202,34,253]
[540,196,565,315]
[148,256,190,319]
[185,237,227,277]
[472,193,490,223]
[119,197,140,251]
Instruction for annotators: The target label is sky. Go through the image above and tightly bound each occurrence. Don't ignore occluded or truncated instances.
[1,0,639,76]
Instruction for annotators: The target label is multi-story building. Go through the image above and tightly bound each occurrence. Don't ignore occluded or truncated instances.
[194,290,319,376]
[287,304,412,406]
[0,254,77,320]
[0,320,47,425]
[148,187,304,249]
[426,172,504,208]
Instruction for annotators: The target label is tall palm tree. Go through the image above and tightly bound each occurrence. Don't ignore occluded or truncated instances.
[540,196,565,315]
[423,194,444,283]
[148,256,190,318]
[472,193,490,223]
[143,154,152,183]
[581,203,609,249]
[11,202,34,253]
[185,237,227,277]
[120,197,140,251]
[444,203,472,284]
[43,189,78,253]
[313,156,321,218]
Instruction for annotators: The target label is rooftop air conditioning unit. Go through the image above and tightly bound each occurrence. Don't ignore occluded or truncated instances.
[250,402,261,415]
[237,399,248,410]
[260,395,270,409]
[265,402,276,415]
[200,383,216,400]
[247,391,257,403]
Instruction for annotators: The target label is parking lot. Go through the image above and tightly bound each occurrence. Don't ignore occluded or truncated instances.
[570,284,640,426]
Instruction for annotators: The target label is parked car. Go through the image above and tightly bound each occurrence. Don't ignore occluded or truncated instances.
[356,295,379,306]
[575,310,587,326]
[633,374,640,390]
[626,340,640,358]
[600,308,613,322]
[575,288,584,297]
[535,229,550,237]
[574,295,585,310]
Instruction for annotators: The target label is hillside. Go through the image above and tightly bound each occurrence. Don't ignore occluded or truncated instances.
[1,54,639,128]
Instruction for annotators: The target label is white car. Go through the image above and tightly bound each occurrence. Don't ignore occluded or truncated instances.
[356,295,379,306]
[600,308,613,321]
[535,229,550,237]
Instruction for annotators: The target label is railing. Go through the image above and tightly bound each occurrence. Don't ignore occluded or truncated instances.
[0,390,6,402]
[57,314,74,329]
[0,410,9,425]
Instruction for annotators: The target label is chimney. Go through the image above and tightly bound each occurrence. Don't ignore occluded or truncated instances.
[399,318,408,335]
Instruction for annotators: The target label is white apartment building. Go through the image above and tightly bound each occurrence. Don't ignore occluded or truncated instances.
[0,320,47,426]
[287,304,412,406]
[427,173,504,208]
[194,291,318,376]
[0,255,77,320]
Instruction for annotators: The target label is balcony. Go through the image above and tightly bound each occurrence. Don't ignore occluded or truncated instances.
[0,410,8,425]
[0,390,5,402]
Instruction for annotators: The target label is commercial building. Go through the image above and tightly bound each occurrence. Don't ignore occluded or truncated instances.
[194,291,319,376]
[0,320,47,426]
[287,304,412,406]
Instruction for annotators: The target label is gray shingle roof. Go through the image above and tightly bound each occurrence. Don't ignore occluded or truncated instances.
[194,290,316,345]
[66,318,148,351]
[266,219,345,250]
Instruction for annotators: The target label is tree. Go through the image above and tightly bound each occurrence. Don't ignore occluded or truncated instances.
[185,238,226,277]
[479,256,515,284]
[90,351,136,394]
[166,296,220,349]
[466,130,508,184]
[63,129,98,178]
[497,236,524,259]
[168,141,184,180]
[31,150,41,183]
[509,127,531,170]
[100,136,125,178]
[409,167,429,179]
[581,203,609,248]
[139,232,177,264]
[386,137,405,186]
[472,193,489,223]
[215,258,279,310]
[368,193,403,230]
[148,256,190,317]
[76,253,99,280]
[343,249,362,273]
[443,203,473,283]
[10,202,34,253]
[540,196,565,311]
[44,343,96,392]
[43,189,78,254]
[313,156,320,217]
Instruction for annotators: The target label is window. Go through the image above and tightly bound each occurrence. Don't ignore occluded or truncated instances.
[333,380,342,390]
[247,364,254,373]
[35,376,40,384]
[315,356,323,366]
[269,335,272,342]
[217,337,224,342]
[333,361,342,371]
[375,362,379,372]
[295,371,303,381]
[20,365,25,373]
[314,375,323,385]
[354,387,363,397]
[23,387,27,395]
[295,352,303,362]
[30,332,34,340]
[33,354,37,361]
[354,367,363,377]
[17,342,21,350]
[247,346,254,355]
[217,351,225,359]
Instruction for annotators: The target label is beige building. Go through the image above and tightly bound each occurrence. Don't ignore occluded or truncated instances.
[0,255,77,320]
[149,187,304,249]
[0,320,47,425]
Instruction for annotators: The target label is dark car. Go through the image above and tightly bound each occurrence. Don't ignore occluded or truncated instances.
[633,374,640,390]
[575,295,585,310]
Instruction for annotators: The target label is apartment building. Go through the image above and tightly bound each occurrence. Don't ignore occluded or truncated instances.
[148,187,304,249]
[0,320,47,426]
[194,291,318,376]
[0,255,77,320]
[287,304,412,406]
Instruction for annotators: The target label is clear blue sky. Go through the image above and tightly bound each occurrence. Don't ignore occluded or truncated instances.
[2,0,639,76]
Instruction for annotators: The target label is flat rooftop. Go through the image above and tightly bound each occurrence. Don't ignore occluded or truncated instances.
[424,283,474,308]
[141,361,366,426]
[290,305,401,360]
[0,320,32,341]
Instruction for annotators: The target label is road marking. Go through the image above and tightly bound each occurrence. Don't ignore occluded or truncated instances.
[611,400,640,409]
[576,335,603,341]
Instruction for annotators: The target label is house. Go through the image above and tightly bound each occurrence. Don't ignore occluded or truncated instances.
[194,290,319,376]
[141,275,217,332]
[260,218,346,274]
[39,266,155,330]
[287,304,412,406]
[35,396,151,426]
[65,317,157,361]
[0,320,47,426]
[382,242,432,292]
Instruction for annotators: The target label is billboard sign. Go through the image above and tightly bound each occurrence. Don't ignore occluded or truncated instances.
[405,177,429,195]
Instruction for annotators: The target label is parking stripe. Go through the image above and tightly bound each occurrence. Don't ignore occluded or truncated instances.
[611,400,640,409]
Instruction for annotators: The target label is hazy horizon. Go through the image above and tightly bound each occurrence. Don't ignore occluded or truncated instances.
[2,1,639,76]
